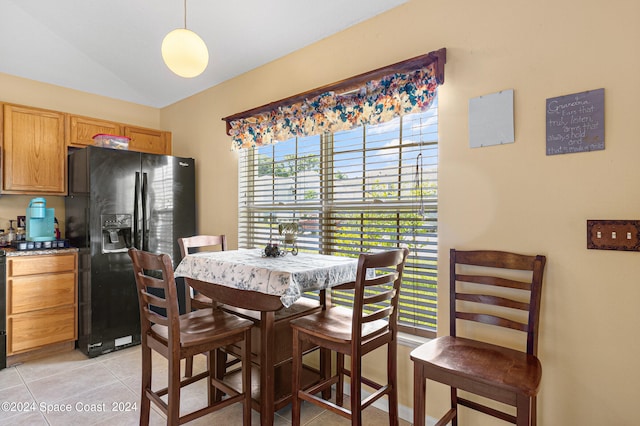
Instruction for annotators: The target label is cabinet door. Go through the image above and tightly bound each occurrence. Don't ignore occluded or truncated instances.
[124,126,172,155]
[2,104,66,194]
[66,115,122,147]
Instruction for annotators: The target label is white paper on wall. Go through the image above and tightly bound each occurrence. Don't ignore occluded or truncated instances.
[469,89,514,148]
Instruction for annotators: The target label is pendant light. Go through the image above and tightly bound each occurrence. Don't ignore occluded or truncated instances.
[161,0,209,78]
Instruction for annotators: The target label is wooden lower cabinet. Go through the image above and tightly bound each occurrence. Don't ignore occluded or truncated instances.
[6,252,78,357]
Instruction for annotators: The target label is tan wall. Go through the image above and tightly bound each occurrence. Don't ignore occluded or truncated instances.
[164,0,640,424]
[0,72,162,233]
[0,72,161,126]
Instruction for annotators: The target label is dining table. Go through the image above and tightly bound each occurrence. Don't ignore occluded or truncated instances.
[174,248,361,425]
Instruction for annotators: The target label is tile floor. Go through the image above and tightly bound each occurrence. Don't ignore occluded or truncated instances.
[0,345,411,425]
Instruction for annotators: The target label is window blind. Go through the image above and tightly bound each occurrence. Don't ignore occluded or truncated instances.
[238,103,438,336]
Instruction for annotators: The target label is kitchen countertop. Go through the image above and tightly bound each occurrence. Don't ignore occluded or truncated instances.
[1,247,78,256]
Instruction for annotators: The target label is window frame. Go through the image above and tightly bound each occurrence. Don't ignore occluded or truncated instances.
[238,110,438,338]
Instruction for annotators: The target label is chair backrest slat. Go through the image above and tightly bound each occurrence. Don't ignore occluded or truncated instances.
[363,288,395,305]
[456,273,531,291]
[456,292,530,311]
[456,312,528,332]
[140,290,169,310]
[363,272,399,288]
[179,235,227,256]
[143,307,171,327]
[363,306,394,324]
[450,249,546,355]
[454,249,537,270]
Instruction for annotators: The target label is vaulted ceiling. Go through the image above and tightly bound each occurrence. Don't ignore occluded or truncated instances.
[0,0,407,108]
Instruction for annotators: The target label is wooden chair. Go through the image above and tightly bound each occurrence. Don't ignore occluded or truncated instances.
[290,248,409,426]
[411,249,547,426]
[178,234,227,377]
[128,248,252,426]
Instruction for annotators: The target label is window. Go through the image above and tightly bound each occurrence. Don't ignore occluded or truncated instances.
[238,100,438,337]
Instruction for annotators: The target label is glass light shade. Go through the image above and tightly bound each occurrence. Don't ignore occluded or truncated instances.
[161,28,209,78]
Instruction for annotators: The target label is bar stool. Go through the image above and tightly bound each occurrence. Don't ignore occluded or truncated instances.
[411,249,546,426]
[178,234,228,377]
[129,248,253,425]
[290,248,409,426]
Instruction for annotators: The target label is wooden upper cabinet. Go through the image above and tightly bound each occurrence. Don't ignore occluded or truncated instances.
[2,104,67,195]
[68,116,172,154]
[66,115,122,147]
[124,125,172,155]
[0,102,172,196]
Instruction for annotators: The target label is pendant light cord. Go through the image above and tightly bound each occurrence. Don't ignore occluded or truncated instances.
[183,0,187,29]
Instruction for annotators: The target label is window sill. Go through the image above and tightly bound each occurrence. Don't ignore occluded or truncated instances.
[397,331,432,349]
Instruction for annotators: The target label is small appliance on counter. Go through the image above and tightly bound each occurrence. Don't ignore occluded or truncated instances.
[26,198,55,241]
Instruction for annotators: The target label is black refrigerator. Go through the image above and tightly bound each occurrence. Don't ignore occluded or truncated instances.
[66,146,195,358]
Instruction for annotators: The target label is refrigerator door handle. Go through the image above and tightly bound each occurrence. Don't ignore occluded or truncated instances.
[134,172,140,249]
[84,207,91,248]
[142,172,148,251]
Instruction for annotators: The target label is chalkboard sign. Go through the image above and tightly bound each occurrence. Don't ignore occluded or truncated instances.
[546,88,604,155]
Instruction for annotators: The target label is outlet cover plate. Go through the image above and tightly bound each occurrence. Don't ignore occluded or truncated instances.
[587,220,640,251]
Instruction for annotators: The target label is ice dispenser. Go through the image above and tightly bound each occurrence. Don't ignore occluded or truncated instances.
[101,214,132,253]
[26,198,55,241]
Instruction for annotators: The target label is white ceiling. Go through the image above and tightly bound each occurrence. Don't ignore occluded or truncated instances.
[0,0,407,108]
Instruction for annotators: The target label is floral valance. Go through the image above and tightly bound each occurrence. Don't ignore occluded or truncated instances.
[224,49,446,151]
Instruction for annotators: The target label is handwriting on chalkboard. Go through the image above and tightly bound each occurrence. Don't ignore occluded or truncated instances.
[546,88,604,155]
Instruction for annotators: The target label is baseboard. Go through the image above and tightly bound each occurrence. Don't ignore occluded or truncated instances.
[340,383,438,426]
[6,340,75,367]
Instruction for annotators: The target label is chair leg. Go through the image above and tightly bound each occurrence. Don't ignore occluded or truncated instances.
[451,387,458,426]
[184,355,194,378]
[336,352,345,407]
[350,352,362,426]
[140,345,152,426]
[207,350,215,406]
[291,328,302,426]
[516,393,534,426]
[320,347,332,400]
[387,342,399,426]
[413,362,426,426]
[214,349,226,401]
[167,355,182,425]
[242,329,252,426]
[531,396,537,425]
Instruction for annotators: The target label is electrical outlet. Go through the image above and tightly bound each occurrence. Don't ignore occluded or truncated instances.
[587,220,640,251]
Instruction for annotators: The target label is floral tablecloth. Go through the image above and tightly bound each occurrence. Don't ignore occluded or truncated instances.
[174,249,359,307]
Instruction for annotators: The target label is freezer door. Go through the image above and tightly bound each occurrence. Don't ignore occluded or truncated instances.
[141,154,196,266]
